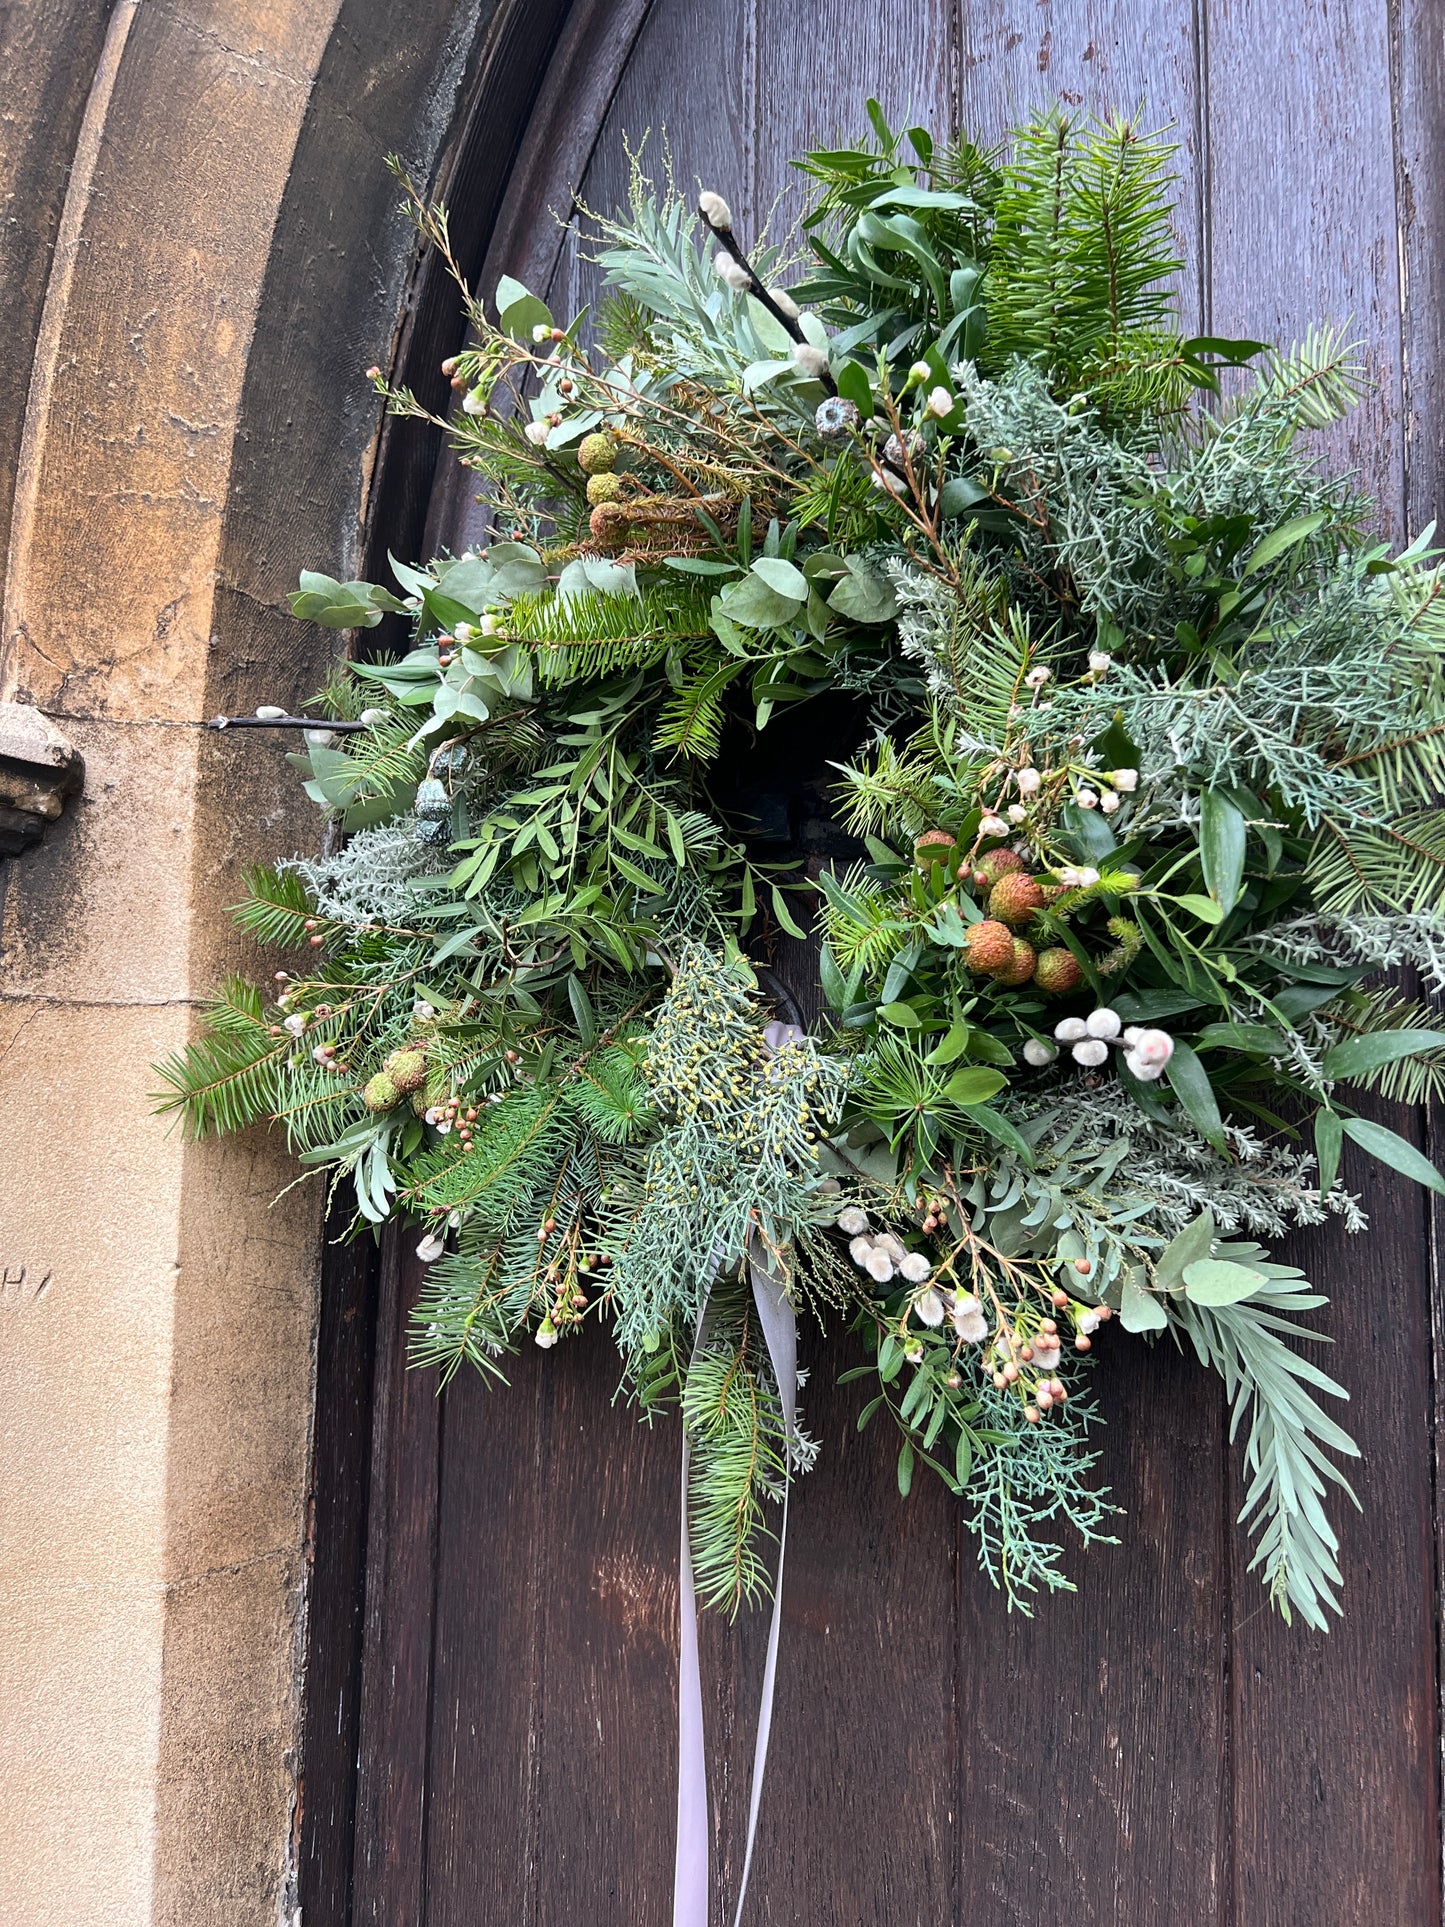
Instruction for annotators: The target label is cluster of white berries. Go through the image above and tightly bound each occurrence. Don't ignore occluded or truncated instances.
[1026,1006,1176,1081]
[1073,766,1138,815]
[991,746,1139,831]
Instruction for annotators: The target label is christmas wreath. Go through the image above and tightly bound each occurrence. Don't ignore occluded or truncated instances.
[161,103,1445,1637]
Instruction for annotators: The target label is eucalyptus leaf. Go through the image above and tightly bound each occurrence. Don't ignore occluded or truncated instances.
[1182,1258,1267,1305]
[1120,1270,1168,1332]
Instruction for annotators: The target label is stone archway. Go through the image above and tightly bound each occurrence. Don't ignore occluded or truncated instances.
[0,4,584,1919]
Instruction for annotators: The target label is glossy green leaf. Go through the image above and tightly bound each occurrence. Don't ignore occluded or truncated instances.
[1172,893,1224,924]
[1164,1042,1227,1150]
[1243,509,1328,575]
[925,1022,972,1066]
[944,1066,1007,1104]
[1199,789,1246,914]
[1322,1028,1445,1081]
[1315,1110,1343,1196]
[1154,1209,1216,1293]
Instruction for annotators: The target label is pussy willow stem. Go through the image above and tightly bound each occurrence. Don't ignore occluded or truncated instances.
[699,205,838,397]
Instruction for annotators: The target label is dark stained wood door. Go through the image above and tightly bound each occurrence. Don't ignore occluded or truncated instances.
[303,4,1445,1921]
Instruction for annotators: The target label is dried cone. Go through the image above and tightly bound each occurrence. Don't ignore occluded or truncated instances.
[1034,947,1084,995]
[973,847,1026,888]
[362,1073,401,1112]
[384,1048,427,1094]
[963,919,1016,974]
[589,501,631,547]
[913,829,957,869]
[993,938,1037,987]
[577,432,615,475]
[987,872,1046,925]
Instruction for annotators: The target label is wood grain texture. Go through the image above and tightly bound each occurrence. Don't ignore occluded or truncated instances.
[350,1243,443,1926]
[1203,8,1440,1920]
[1206,0,1405,530]
[954,18,1231,1920]
[299,1232,382,1927]
[956,0,1207,333]
[428,0,659,561]
[420,1342,553,1923]
[340,1,1445,1920]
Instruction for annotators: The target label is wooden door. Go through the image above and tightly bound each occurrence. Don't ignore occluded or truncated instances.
[301,4,1445,1921]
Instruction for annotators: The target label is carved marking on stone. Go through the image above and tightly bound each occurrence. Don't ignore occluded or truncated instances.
[0,1264,53,1306]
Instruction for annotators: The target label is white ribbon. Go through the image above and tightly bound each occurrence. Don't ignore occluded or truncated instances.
[673,1232,797,1927]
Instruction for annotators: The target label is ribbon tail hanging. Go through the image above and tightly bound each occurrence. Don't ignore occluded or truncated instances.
[730,1234,797,1927]
[673,1235,798,1927]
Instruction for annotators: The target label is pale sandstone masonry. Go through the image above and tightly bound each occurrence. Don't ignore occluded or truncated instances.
[0,3,343,1921]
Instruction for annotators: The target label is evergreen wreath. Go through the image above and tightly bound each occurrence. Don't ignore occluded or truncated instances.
[160,102,1445,1633]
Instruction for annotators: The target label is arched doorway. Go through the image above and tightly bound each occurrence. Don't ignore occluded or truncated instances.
[304,4,1445,1921]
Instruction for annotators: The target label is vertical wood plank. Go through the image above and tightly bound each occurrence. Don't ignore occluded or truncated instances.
[954,1345,1229,1922]
[952,13,1232,1919]
[753,0,955,240]
[956,0,1207,332]
[743,1329,961,1924]
[425,0,657,562]
[421,1349,550,1925]
[1394,0,1445,533]
[531,1347,682,1926]
[1394,5,1445,1912]
[569,0,758,327]
[1205,4,1440,1918]
[737,22,960,1919]
[1227,1141,1438,1927]
[351,1244,443,1926]
[1206,0,1404,531]
[298,1232,381,1927]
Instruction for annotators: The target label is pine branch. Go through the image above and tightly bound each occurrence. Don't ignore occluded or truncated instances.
[152,979,286,1136]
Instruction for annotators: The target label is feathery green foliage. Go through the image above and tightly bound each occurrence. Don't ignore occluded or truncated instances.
[158,98,1445,1631]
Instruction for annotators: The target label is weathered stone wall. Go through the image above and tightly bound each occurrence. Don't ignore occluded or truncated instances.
[0,2,509,1919]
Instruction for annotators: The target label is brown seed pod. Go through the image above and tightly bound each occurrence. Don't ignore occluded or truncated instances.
[987,872,1046,925]
[963,919,1016,974]
[588,501,631,547]
[586,471,623,506]
[992,937,1037,986]
[973,847,1026,888]
[912,828,957,869]
[1034,947,1084,995]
